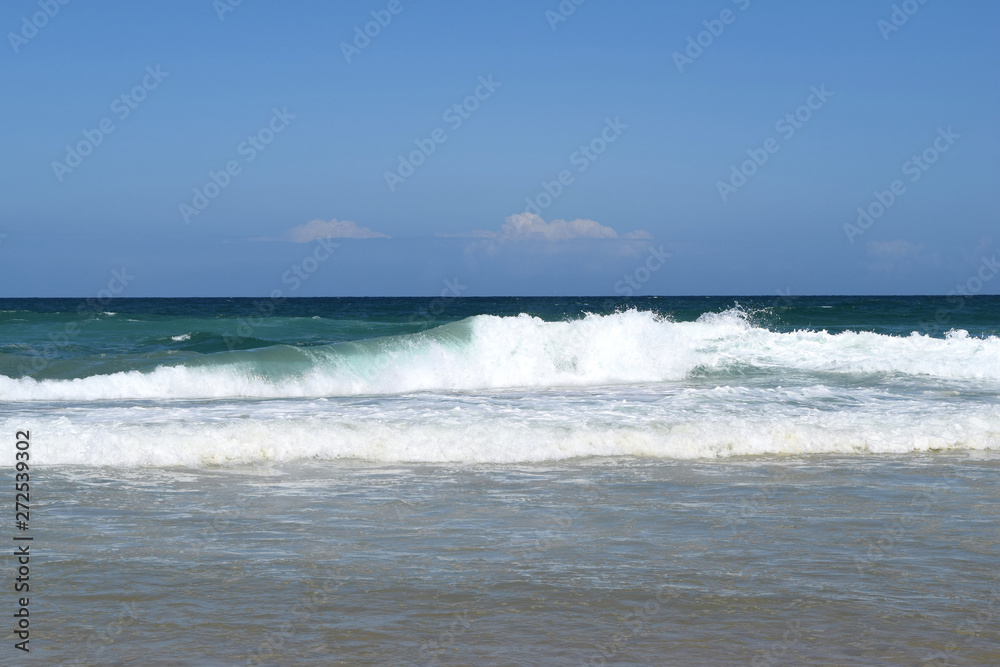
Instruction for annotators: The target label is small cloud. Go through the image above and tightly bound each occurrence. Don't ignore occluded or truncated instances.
[285,218,388,242]
[446,214,654,254]
[498,213,618,241]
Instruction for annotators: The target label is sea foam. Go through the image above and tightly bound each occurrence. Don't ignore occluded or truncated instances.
[9,389,999,466]
[2,309,999,401]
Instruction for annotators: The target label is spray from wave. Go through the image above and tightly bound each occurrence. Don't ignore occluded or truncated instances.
[2,309,999,402]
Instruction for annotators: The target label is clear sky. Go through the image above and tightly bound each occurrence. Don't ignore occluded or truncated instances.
[1,0,998,297]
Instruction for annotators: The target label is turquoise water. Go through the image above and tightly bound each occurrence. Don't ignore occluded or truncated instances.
[3,297,999,381]
[1,297,998,663]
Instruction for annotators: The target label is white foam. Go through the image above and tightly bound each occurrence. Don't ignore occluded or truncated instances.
[9,388,999,466]
[1,309,998,402]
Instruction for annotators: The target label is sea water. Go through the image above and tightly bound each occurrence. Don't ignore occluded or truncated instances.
[1,296,998,664]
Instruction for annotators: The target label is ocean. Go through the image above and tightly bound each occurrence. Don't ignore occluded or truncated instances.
[1,296,998,665]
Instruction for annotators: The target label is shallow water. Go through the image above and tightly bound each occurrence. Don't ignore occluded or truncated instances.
[26,455,1000,665]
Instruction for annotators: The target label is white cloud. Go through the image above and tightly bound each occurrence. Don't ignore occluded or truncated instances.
[285,218,389,242]
[445,214,652,242]
[285,215,653,244]
[457,213,649,243]
[500,213,617,240]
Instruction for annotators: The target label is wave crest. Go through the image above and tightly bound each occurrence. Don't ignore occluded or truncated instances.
[2,309,999,401]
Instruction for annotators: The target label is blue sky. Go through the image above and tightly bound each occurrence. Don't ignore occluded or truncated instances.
[1,0,998,296]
